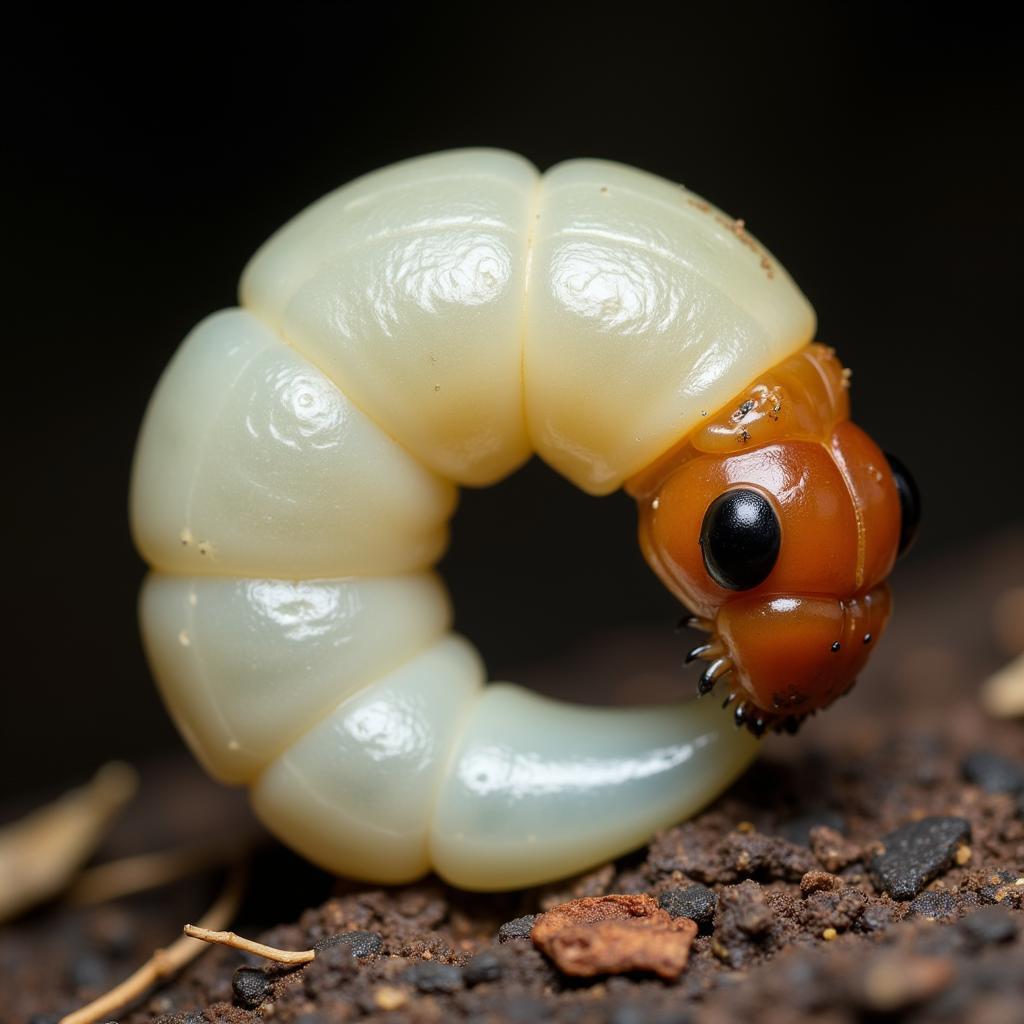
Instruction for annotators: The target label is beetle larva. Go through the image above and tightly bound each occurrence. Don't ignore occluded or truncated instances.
[131,150,916,890]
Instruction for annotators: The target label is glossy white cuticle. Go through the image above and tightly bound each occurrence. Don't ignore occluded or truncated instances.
[130,149,804,888]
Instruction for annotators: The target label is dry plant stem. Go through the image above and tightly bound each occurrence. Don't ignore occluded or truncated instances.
[68,836,252,905]
[183,924,315,965]
[59,864,247,1024]
[0,762,138,922]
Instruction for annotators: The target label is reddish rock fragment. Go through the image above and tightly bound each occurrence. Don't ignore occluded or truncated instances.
[531,894,698,980]
[533,893,659,932]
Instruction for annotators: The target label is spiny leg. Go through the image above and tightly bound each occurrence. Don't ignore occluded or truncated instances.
[697,657,733,696]
[676,613,714,634]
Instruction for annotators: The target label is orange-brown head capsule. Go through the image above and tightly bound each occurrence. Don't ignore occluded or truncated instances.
[627,344,918,734]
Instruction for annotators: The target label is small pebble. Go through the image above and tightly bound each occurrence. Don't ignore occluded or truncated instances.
[402,960,464,993]
[498,914,538,942]
[959,905,1019,946]
[313,929,383,957]
[463,950,503,986]
[373,986,408,1011]
[962,751,1024,794]
[232,966,269,1009]
[860,902,897,933]
[658,884,718,931]
[908,890,959,921]
[800,870,842,896]
[869,816,971,900]
[720,880,773,937]
[822,927,838,941]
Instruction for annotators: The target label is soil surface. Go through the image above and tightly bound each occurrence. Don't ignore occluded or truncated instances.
[4,531,1023,1023]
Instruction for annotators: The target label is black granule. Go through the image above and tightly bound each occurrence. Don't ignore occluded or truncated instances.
[464,950,504,986]
[402,960,464,993]
[869,816,971,900]
[313,929,383,958]
[498,914,538,942]
[962,751,1024,794]
[658,884,718,932]
[908,890,959,921]
[232,966,269,1009]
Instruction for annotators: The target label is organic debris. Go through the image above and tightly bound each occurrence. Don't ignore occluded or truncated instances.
[531,894,698,979]
[0,762,137,922]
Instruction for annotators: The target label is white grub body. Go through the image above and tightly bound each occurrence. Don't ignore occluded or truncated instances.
[131,150,814,890]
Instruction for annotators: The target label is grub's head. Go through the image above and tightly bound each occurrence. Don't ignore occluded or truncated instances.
[629,344,920,735]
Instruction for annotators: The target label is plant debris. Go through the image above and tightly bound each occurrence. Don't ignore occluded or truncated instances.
[58,864,246,1024]
[0,762,137,923]
[531,894,698,979]
[183,924,314,965]
[982,651,1024,717]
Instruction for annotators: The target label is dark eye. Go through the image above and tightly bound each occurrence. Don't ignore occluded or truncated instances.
[885,452,921,557]
[699,488,781,591]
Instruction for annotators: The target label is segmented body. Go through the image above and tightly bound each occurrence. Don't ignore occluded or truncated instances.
[131,150,820,889]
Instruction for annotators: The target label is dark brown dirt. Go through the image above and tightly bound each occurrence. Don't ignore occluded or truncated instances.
[3,531,1022,1023]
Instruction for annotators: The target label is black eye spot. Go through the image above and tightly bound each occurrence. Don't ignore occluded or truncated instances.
[885,452,921,557]
[699,488,781,591]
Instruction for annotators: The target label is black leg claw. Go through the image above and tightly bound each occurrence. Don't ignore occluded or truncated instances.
[697,657,731,696]
[685,643,714,664]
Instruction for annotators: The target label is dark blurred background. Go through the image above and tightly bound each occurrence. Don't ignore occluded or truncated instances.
[6,3,1022,799]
